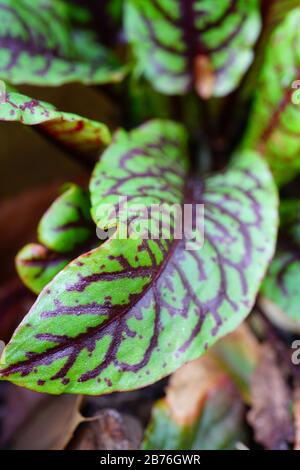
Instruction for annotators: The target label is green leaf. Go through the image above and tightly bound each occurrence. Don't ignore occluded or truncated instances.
[142,356,246,450]
[38,184,93,254]
[0,0,126,86]
[240,0,300,100]
[261,200,300,329]
[124,0,261,97]
[16,243,70,295]
[0,88,111,157]
[0,121,277,394]
[16,184,96,294]
[242,8,300,185]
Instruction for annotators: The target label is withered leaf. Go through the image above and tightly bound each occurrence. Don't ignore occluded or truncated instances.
[247,344,294,449]
[166,355,226,427]
[68,409,142,450]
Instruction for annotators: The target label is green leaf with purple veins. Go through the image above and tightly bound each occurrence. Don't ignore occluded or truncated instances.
[0,121,277,394]
[16,243,70,295]
[261,200,300,327]
[16,184,96,294]
[242,8,300,186]
[0,89,111,158]
[124,0,261,98]
[240,0,300,100]
[38,184,93,254]
[0,0,126,86]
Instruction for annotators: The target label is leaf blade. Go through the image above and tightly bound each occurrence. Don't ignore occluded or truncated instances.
[261,199,300,329]
[0,122,278,395]
[0,88,111,157]
[242,8,300,185]
[125,0,261,97]
[38,184,93,254]
[16,243,70,295]
[0,0,126,86]
[16,184,96,294]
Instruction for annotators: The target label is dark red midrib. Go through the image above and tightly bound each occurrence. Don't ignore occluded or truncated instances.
[178,0,238,81]
[53,218,93,233]
[21,255,66,268]
[0,178,197,379]
[45,120,85,136]
[260,67,300,144]
[179,0,204,77]
[20,232,98,271]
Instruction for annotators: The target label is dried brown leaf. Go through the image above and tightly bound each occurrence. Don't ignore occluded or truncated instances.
[68,409,142,450]
[165,355,227,426]
[247,344,294,449]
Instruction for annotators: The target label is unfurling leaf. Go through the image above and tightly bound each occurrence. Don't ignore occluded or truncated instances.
[0,0,126,86]
[125,0,261,97]
[261,200,300,330]
[16,184,96,294]
[242,8,300,185]
[143,356,246,450]
[0,121,277,395]
[0,89,111,158]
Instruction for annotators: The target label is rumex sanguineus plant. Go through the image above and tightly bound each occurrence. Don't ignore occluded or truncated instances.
[0,0,299,421]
